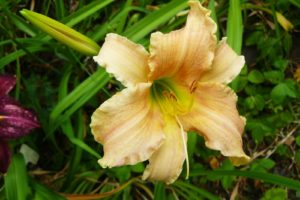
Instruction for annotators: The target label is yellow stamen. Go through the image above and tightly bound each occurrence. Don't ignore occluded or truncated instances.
[175,115,189,179]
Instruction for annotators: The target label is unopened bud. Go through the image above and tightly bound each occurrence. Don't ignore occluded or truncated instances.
[20,9,100,56]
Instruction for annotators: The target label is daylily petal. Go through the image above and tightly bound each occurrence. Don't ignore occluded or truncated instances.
[0,97,40,139]
[148,1,217,86]
[142,117,186,184]
[0,140,11,173]
[200,38,245,84]
[181,82,250,166]
[0,75,16,96]
[93,33,150,87]
[90,83,165,167]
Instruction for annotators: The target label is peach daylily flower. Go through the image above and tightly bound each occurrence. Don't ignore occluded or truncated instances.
[91,1,250,184]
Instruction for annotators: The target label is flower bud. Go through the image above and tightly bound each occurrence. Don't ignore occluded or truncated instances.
[276,12,293,31]
[20,9,100,56]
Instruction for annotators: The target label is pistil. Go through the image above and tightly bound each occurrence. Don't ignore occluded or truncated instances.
[175,115,189,179]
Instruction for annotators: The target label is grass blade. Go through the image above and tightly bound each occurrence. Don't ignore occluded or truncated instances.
[227,0,243,54]
[61,0,113,27]
[54,0,66,19]
[289,0,300,8]
[190,170,300,191]
[208,0,219,40]
[49,68,110,132]
[0,0,113,68]
[0,46,46,70]
[174,181,220,200]
[8,13,37,37]
[124,0,188,42]
[4,154,30,200]
[154,182,166,200]
[30,178,66,200]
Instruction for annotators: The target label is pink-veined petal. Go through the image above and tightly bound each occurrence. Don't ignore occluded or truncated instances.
[148,1,217,86]
[142,117,186,184]
[181,82,250,166]
[93,33,150,87]
[90,83,165,167]
[0,97,39,139]
[200,38,245,84]
[0,140,11,173]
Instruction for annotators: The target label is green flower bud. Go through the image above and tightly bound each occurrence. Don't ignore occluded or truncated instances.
[20,9,100,56]
[276,12,293,32]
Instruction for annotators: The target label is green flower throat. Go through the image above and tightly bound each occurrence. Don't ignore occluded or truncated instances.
[150,78,193,116]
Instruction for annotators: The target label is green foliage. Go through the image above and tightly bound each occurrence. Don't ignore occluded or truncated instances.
[295,150,300,163]
[261,188,287,200]
[248,70,264,84]
[227,0,243,53]
[296,136,300,146]
[4,154,30,200]
[190,169,300,191]
[154,182,166,200]
[250,158,275,172]
[271,80,298,104]
[206,159,235,190]
[31,179,66,200]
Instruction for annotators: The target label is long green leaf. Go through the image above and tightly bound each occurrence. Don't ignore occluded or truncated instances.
[227,0,243,54]
[9,13,37,37]
[0,0,113,69]
[91,6,148,42]
[208,0,219,40]
[49,68,110,132]
[69,137,101,159]
[61,0,113,27]
[54,0,66,19]
[57,73,100,158]
[190,170,300,191]
[0,46,46,69]
[174,181,220,200]
[175,186,204,200]
[154,182,166,200]
[124,0,188,42]
[30,178,66,200]
[289,0,300,8]
[4,154,30,200]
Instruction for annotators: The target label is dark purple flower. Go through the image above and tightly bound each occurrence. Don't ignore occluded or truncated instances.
[0,140,11,173]
[0,75,39,173]
[0,96,39,139]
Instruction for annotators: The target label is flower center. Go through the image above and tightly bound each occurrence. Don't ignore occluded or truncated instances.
[150,79,192,179]
[150,78,193,116]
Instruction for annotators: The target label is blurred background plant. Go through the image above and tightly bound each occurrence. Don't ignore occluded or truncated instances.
[0,0,300,199]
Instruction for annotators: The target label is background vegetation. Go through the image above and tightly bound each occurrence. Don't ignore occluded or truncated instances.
[0,0,300,199]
